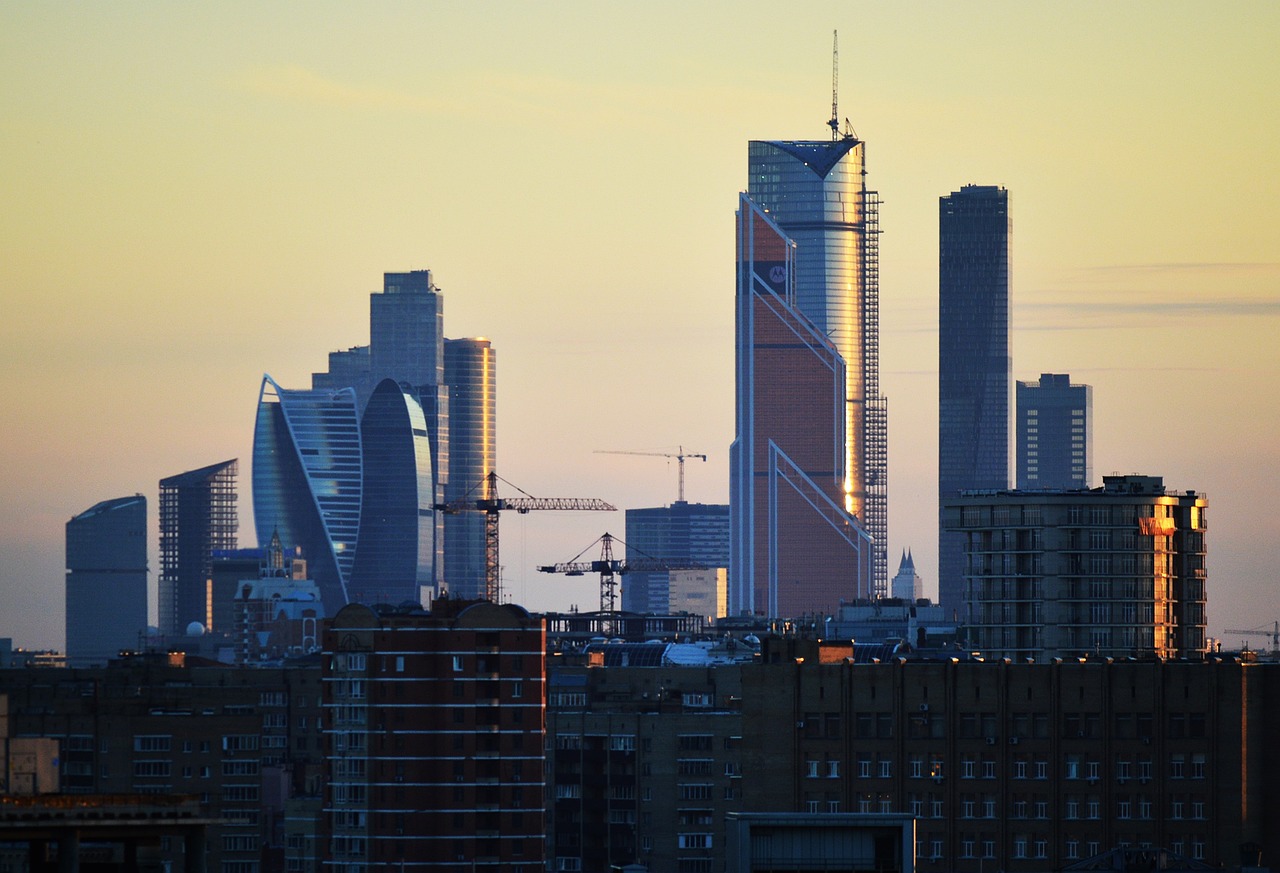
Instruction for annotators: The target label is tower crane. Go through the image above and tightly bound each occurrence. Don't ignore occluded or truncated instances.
[594,445,707,503]
[1224,621,1280,654]
[537,532,708,616]
[828,29,840,140]
[435,471,615,604]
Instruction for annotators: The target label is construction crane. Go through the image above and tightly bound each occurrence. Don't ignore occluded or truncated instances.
[594,445,707,503]
[435,472,615,604]
[537,532,708,615]
[1224,621,1280,654]
[828,29,840,140]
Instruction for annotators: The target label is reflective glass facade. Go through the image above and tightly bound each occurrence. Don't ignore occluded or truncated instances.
[349,378,435,606]
[622,502,729,614]
[1016,373,1093,490]
[938,185,1011,614]
[253,376,362,616]
[159,459,238,635]
[747,138,888,596]
[730,194,872,618]
[443,338,496,598]
[65,495,148,666]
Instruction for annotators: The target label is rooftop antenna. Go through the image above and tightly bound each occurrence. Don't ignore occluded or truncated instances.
[828,30,840,140]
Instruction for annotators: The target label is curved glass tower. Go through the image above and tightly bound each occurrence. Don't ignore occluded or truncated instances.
[746,134,888,596]
[443,338,496,599]
[349,378,436,606]
[252,375,362,615]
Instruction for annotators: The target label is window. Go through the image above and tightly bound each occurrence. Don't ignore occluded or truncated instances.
[827,760,840,778]
[133,735,172,753]
[879,759,892,779]
[857,757,871,778]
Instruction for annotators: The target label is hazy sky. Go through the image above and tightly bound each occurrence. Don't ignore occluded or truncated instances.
[2,2,1277,652]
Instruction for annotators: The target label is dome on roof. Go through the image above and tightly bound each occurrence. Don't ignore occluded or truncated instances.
[186,622,206,637]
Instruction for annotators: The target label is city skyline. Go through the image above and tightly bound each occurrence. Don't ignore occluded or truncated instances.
[2,3,1278,649]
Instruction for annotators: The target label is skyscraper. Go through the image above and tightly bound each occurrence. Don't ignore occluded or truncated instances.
[730,193,872,618]
[65,495,148,666]
[938,184,1010,615]
[253,376,362,615]
[443,338,496,599]
[349,378,436,606]
[622,501,729,614]
[1016,373,1093,490]
[159,459,238,635]
[744,133,888,598]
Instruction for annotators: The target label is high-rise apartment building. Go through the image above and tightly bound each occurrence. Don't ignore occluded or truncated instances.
[253,376,362,616]
[1017,373,1092,490]
[443,338,496,598]
[623,502,729,614]
[65,495,148,666]
[941,474,1208,660]
[323,599,545,872]
[938,184,1011,617]
[743,133,888,598]
[158,459,238,636]
[730,194,873,618]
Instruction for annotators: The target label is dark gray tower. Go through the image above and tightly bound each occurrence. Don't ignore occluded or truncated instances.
[1016,373,1093,490]
[159,460,238,635]
[938,185,1010,616]
[65,495,148,665]
[443,338,496,599]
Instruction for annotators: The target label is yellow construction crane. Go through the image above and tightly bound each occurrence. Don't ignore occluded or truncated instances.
[594,445,707,503]
[435,472,615,603]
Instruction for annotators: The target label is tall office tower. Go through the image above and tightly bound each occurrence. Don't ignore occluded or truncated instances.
[158,459,238,636]
[730,194,873,619]
[1017,373,1093,490]
[443,338,496,598]
[622,502,729,614]
[323,599,546,871]
[942,474,1208,660]
[889,549,923,602]
[938,184,1011,617]
[253,376,362,616]
[745,133,888,598]
[312,345,370,393]
[349,378,436,606]
[65,495,148,666]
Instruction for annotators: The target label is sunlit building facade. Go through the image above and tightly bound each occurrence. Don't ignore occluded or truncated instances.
[1017,373,1093,490]
[730,194,872,618]
[158,459,238,636]
[938,184,1011,616]
[253,375,362,616]
[745,135,888,598]
[349,378,436,607]
[622,502,729,615]
[65,495,148,666]
[942,475,1208,660]
[443,338,496,599]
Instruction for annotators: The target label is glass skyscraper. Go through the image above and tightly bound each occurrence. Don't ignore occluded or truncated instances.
[443,338,496,599]
[253,376,362,615]
[938,184,1011,615]
[746,135,888,598]
[159,459,238,635]
[730,193,873,618]
[1016,373,1092,490]
[65,495,148,666]
[622,502,729,614]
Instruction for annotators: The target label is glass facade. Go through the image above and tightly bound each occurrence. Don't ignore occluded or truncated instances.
[65,495,148,666]
[443,338,496,599]
[253,375,361,616]
[938,185,1011,614]
[747,137,888,596]
[1016,373,1093,490]
[622,502,729,614]
[159,459,238,636]
[730,194,872,618]
[349,378,435,606]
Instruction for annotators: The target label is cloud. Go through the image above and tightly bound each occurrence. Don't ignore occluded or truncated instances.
[234,65,448,113]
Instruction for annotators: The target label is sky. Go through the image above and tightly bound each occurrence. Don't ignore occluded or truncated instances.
[2,2,1278,652]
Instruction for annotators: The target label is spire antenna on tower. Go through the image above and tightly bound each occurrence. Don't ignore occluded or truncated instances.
[828,30,840,140]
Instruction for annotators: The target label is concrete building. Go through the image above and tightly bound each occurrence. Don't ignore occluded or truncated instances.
[942,474,1208,660]
[938,184,1011,618]
[623,502,729,614]
[158,460,238,637]
[668,568,728,622]
[730,194,873,619]
[1017,373,1093,490]
[322,599,545,872]
[65,495,148,667]
[735,128,889,601]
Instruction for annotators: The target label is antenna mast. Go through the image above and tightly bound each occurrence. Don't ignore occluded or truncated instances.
[828,30,840,140]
